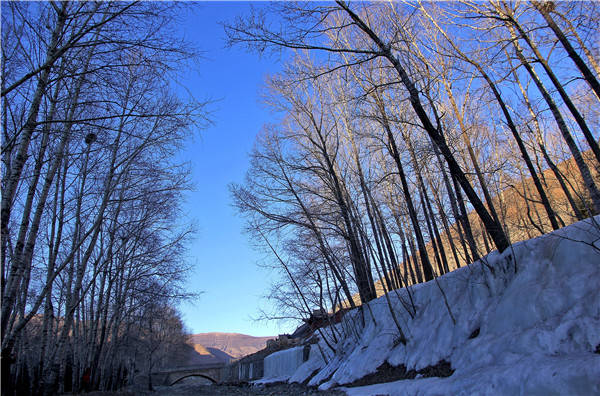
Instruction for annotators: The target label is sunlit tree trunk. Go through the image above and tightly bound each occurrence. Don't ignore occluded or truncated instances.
[507,23,600,213]
[531,1,600,101]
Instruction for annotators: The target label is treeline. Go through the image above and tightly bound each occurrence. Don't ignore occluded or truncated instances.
[1,2,204,395]
[229,1,599,342]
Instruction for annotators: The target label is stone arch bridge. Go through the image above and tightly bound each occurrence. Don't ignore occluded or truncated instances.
[151,363,225,386]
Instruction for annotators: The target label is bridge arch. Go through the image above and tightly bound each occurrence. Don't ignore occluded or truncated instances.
[152,363,224,386]
[170,373,217,386]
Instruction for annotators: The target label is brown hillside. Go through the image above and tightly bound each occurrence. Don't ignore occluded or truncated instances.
[456,149,599,267]
[346,150,599,306]
[189,332,275,359]
[179,343,234,366]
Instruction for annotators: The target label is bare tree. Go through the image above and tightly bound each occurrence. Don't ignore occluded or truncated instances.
[1,3,206,395]
[227,1,598,340]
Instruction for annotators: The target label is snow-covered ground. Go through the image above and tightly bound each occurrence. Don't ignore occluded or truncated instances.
[285,216,600,395]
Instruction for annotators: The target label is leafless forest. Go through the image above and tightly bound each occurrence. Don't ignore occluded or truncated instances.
[228,1,599,348]
[1,2,207,395]
[1,1,599,395]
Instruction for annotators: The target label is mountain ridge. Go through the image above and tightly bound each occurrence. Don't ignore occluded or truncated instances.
[190,332,275,360]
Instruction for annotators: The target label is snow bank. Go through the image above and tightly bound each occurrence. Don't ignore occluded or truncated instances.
[290,216,600,395]
[289,343,328,384]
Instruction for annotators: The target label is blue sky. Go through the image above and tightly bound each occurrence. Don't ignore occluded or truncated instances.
[174,2,294,337]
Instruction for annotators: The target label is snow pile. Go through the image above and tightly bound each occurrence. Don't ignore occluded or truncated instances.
[291,217,600,395]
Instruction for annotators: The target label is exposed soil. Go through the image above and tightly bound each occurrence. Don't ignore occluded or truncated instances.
[344,359,454,388]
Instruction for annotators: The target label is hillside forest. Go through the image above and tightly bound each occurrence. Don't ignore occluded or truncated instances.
[1,1,599,395]
[228,0,599,335]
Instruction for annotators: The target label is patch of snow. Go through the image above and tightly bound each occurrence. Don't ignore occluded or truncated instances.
[289,343,329,383]
[288,217,600,395]
[341,353,599,396]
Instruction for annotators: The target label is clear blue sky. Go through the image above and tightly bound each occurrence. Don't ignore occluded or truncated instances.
[174,2,294,337]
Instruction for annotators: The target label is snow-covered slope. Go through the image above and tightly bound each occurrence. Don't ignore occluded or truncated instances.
[291,217,600,395]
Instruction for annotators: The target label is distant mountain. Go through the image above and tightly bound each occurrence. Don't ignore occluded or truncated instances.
[190,332,275,359]
[180,342,234,366]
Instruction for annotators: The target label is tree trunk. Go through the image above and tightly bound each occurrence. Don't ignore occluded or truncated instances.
[502,3,600,165]
[336,1,510,253]
[374,97,435,282]
[508,25,600,213]
[531,1,600,101]
[0,3,68,339]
